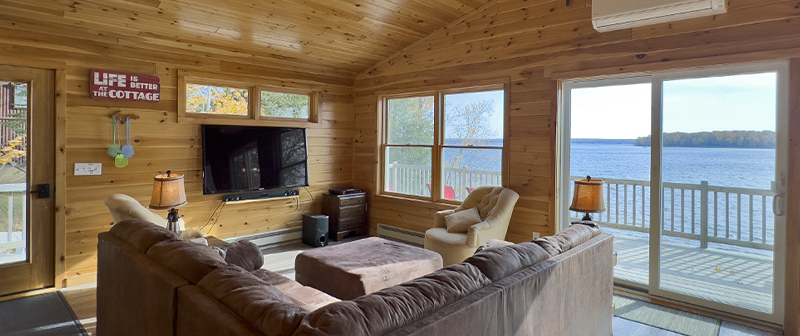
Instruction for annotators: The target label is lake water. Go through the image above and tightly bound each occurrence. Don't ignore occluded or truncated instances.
[570,142,776,190]
[569,141,777,247]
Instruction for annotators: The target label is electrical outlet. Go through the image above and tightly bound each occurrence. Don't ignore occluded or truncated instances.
[74,163,102,176]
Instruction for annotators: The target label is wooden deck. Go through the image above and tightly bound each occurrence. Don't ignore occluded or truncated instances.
[610,228,774,314]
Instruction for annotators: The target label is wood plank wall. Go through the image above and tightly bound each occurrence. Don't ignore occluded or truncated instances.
[353,0,800,332]
[0,14,355,286]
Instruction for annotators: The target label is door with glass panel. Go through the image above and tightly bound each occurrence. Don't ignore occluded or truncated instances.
[0,65,55,296]
[561,61,787,323]
[651,62,787,323]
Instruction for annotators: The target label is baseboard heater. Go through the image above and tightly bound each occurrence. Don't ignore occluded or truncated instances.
[377,223,425,248]
[225,227,302,249]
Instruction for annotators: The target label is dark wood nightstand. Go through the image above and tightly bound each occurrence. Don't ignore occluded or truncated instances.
[322,192,368,241]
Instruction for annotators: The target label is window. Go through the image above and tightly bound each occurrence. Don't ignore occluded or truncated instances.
[261,91,310,119]
[186,84,249,116]
[178,71,317,123]
[381,86,506,202]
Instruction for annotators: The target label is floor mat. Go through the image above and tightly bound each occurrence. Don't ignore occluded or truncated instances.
[0,291,88,336]
[614,295,720,336]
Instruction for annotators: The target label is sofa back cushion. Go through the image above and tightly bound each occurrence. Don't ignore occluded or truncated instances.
[533,224,602,256]
[464,242,551,282]
[293,263,491,336]
[147,239,228,284]
[199,265,307,336]
[109,219,178,253]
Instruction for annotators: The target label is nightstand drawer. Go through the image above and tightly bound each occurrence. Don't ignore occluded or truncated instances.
[339,196,366,206]
[339,218,365,231]
[339,204,366,219]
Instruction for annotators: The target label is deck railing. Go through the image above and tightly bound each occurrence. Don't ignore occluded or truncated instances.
[569,176,775,250]
[0,183,26,254]
[387,162,502,201]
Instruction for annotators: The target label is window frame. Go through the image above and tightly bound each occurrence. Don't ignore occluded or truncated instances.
[378,81,509,204]
[178,70,319,126]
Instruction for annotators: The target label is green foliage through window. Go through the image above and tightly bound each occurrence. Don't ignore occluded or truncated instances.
[261,91,309,119]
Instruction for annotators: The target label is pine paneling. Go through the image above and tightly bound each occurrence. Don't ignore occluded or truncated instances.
[353,2,800,332]
[0,6,356,287]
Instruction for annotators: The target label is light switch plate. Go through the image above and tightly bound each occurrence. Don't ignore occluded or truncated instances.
[74,163,102,176]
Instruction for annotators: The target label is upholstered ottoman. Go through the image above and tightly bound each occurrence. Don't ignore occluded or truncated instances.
[294,237,443,300]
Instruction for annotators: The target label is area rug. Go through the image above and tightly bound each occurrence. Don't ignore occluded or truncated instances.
[614,295,721,336]
[0,291,87,336]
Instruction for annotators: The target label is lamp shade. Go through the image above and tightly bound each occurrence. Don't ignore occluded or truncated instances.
[149,172,187,210]
[569,177,606,213]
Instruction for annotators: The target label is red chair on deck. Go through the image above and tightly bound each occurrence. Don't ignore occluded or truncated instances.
[426,184,456,199]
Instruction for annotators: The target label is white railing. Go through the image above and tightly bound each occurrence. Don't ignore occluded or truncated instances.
[387,163,502,201]
[569,176,775,250]
[0,183,26,253]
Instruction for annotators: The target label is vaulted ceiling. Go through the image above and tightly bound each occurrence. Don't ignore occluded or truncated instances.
[1,0,494,78]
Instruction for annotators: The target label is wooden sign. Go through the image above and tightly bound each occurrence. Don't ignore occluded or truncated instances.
[90,69,160,102]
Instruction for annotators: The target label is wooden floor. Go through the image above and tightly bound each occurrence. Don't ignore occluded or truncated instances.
[611,229,775,314]
[48,240,777,336]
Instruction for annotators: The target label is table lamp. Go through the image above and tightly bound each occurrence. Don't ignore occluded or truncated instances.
[149,170,187,234]
[569,175,606,226]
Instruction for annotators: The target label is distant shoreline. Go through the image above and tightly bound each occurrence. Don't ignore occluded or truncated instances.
[572,130,776,149]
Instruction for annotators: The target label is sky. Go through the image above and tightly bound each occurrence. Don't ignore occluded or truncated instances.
[570,72,778,139]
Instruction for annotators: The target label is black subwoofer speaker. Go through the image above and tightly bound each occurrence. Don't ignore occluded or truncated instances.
[302,214,329,247]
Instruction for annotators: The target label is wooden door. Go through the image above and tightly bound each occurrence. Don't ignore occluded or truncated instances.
[0,64,55,296]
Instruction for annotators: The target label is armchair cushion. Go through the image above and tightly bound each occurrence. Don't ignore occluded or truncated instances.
[444,207,482,233]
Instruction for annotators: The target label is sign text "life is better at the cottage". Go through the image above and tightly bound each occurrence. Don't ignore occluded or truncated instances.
[90,69,160,103]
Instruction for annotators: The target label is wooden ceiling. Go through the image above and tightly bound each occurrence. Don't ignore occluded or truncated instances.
[0,0,494,79]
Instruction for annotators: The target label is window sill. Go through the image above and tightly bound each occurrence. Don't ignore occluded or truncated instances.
[375,193,460,210]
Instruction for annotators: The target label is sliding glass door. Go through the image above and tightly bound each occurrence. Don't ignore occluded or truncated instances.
[560,61,788,324]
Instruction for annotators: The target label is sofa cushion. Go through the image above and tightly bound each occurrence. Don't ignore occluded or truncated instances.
[147,239,228,284]
[199,266,307,336]
[109,219,178,253]
[465,242,550,282]
[252,269,340,311]
[533,224,602,256]
[223,240,264,271]
[293,263,491,336]
[445,207,482,233]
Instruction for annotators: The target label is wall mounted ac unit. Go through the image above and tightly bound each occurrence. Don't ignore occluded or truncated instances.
[592,0,726,33]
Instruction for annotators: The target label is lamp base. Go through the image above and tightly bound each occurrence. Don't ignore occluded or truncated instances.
[571,212,598,227]
[570,220,599,228]
[166,208,182,235]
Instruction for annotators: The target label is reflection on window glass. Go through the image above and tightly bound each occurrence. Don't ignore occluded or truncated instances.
[385,147,431,197]
[261,91,310,119]
[444,90,504,147]
[387,96,434,146]
[186,84,248,115]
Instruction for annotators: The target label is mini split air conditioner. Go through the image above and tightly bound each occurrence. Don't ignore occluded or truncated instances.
[592,0,727,32]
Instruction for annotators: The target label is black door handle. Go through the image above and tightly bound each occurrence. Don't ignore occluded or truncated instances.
[35,184,50,198]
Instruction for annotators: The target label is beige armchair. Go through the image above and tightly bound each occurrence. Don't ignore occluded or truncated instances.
[104,194,206,239]
[424,186,520,266]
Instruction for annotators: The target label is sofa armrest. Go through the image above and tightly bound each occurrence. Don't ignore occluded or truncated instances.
[433,210,456,229]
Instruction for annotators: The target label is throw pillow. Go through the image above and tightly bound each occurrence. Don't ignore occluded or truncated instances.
[445,207,482,233]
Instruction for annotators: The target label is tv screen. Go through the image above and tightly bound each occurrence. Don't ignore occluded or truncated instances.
[202,125,309,195]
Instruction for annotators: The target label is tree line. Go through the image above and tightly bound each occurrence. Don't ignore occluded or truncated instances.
[634,131,776,148]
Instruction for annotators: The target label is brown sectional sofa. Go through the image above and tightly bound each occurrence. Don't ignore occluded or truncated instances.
[97,220,613,336]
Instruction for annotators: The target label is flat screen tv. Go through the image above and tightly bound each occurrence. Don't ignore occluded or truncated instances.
[202,125,309,195]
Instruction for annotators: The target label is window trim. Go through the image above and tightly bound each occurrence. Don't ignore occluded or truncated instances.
[377,80,509,204]
[178,70,319,125]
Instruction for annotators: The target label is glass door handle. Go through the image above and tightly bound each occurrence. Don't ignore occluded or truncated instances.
[773,194,785,217]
